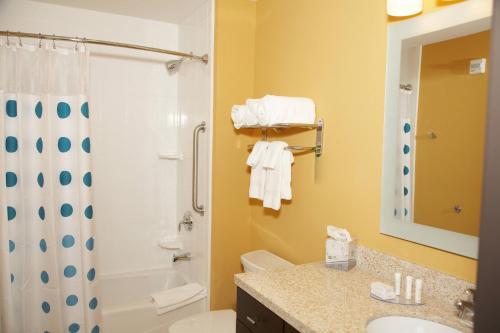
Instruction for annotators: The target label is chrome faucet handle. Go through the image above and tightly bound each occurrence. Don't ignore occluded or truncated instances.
[465,288,475,302]
[455,299,474,327]
[455,288,476,328]
[455,299,473,311]
[178,212,194,232]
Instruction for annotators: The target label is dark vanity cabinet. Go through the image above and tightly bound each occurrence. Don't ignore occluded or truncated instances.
[236,287,300,333]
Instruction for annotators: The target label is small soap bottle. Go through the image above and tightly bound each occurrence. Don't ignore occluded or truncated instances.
[405,276,413,300]
[394,272,401,296]
[415,278,423,303]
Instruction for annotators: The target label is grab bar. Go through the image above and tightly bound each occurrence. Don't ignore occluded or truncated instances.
[192,121,206,215]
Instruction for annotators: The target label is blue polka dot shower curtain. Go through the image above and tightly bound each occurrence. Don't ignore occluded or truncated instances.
[395,88,413,223]
[0,43,101,332]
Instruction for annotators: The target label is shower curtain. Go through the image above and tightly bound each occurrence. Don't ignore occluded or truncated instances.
[395,88,413,223]
[0,42,101,333]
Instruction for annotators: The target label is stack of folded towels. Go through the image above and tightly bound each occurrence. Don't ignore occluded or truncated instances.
[151,282,206,315]
[232,95,316,128]
[247,141,294,210]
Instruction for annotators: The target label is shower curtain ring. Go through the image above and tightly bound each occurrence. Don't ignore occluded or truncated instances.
[6,31,10,46]
[17,32,23,48]
[74,37,79,51]
[52,34,56,50]
[38,33,43,48]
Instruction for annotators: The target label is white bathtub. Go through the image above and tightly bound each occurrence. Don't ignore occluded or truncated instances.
[101,267,206,333]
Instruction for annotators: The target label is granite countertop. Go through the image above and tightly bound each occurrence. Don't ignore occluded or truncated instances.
[234,263,472,333]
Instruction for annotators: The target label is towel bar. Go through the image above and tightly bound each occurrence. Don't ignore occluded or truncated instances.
[245,118,324,157]
[240,123,318,129]
[247,145,316,152]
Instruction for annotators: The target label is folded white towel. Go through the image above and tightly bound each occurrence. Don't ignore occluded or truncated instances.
[259,95,316,125]
[247,141,269,200]
[246,98,264,116]
[231,104,259,129]
[263,141,291,210]
[231,105,249,129]
[153,288,207,315]
[151,282,205,312]
[231,95,315,128]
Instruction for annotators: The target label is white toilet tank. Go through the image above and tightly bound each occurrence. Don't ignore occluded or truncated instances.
[240,250,294,273]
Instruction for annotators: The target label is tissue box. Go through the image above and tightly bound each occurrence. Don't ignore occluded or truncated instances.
[325,238,356,263]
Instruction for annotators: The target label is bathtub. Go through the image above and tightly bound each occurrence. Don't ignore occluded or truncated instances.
[101,267,206,333]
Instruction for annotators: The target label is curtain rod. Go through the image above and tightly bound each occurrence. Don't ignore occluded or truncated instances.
[0,30,208,63]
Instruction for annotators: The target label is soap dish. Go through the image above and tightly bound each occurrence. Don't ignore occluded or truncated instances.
[370,293,425,306]
[157,239,184,250]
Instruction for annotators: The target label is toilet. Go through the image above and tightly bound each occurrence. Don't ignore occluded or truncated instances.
[168,250,294,333]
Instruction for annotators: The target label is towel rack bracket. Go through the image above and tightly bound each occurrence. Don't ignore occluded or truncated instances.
[315,118,324,157]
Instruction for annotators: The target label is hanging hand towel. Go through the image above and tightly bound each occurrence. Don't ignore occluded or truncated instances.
[262,141,290,210]
[280,149,294,200]
[247,141,269,200]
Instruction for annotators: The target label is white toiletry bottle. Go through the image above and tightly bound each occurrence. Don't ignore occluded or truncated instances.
[405,276,413,300]
[394,272,401,296]
[415,278,422,303]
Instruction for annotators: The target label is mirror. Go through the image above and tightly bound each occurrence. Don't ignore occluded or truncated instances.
[412,30,489,237]
[381,0,492,258]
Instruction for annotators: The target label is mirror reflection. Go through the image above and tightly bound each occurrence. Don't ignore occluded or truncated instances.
[395,29,490,238]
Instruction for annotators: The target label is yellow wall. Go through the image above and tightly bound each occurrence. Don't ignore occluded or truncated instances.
[211,0,256,310]
[415,31,490,236]
[250,0,476,284]
[211,0,477,310]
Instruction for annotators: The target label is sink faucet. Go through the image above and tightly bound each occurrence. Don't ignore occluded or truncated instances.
[455,288,475,327]
[173,252,192,263]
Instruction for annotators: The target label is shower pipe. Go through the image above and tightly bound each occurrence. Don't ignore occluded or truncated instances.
[0,30,209,63]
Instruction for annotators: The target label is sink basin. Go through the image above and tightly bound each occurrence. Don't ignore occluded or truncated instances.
[367,316,462,333]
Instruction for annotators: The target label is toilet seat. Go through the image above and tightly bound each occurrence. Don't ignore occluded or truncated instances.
[168,310,236,333]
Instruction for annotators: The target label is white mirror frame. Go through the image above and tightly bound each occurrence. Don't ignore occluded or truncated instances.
[381,0,492,259]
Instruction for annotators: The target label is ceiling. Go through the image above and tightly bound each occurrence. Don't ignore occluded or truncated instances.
[32,0,208,23]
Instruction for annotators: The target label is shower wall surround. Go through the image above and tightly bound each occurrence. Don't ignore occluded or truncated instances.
[177,1,213,294]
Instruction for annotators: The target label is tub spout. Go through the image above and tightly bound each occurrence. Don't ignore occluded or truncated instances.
[173,252,192,263]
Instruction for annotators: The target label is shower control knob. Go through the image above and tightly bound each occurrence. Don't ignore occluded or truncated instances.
[178,212,194,232]
[454,205,462,214]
